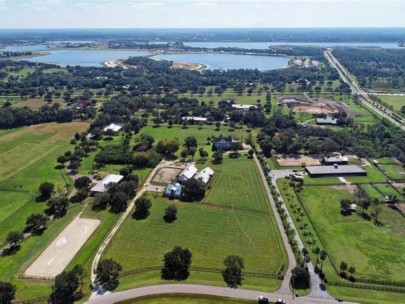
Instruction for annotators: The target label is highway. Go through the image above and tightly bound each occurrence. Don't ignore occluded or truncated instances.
[324,49,405,131]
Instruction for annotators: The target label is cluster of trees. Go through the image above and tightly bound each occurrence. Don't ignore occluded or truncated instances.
[0,103,73,128]
[333,48,405,90]
[0,281,15,304]
[339,261,356,281]
[258,110,405,163]
[0,51,33,58]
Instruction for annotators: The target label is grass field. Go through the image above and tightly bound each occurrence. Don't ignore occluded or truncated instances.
[374,183,404,200]
[0,122,89,300]
[376,95,405,112]
[299,186,405,283]
[358,184,384,201]
[345,165,388,184]
[103,158,286,291]
[378,164,405,181]
[117,294,256,304]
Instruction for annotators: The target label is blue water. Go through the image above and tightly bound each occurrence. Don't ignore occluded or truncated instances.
[183,41,401,49]
[153,53,290,71]
[22,49,148,66]
[3,44,48,51]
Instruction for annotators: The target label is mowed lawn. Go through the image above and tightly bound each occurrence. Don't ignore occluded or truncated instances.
[205,158,270,212]
[104,158,285,290]
[300,186,405,283]
[118,294,256,304]
[376,95,405,112]
[104,197,282,277]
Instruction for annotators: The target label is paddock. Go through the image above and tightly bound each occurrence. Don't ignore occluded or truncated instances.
[23,217,100,279]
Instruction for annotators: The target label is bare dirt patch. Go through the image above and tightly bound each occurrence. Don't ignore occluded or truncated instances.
[393,183,405,191]
[281,96,356,116]
[23,217,100,279]
[277,154,321,166]
[330,184,359,194]
[151,167,183,185]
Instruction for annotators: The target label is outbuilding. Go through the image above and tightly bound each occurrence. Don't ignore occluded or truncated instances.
[165,183,182,198]
[90,174,124,193]
[195,167,214,186]
[178,164,198,183]
[305,165,367,177]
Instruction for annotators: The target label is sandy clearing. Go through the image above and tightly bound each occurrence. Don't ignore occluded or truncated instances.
[24,217,100,278]
[151,167,183,185]
[277,154,321,166]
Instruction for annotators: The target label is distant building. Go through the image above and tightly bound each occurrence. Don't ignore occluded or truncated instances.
[316,117,337,125]
[231,104,257,111]
[213,136,239,150]
[103,123,122,132]
[305,165,367,177]
[165,183,182,198]
[178,164,198,183]
[90,174,124,193]
[195,167,214,186]
[182,116,207,122]
[323,155,349,165]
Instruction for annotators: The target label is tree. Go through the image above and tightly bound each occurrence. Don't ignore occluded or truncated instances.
[371,198,382,224]
[199,147,208,158]
[290,266,310,289]
[68,160,80,173]
[163,204,177,223]
[39,182,54,200]
[340,199,351,214]
[248,149,254,158]
[340,261,348,276]
[52,270,79,303]
[57,155,68,167]
[0,281,16,304]
[184,136,197,149]
[182,178,206,202]
[348,266,356,279]
[47,196,69,218]
[161,246,192,280]
[74,176,92,195]
[133,196,152,219]
[26,213,48,233]
[6,231,24,249]
[319,250,327,272]
[95,259,122,291]
[212,150,223,164]
[222,255,245,288]
[72,264,87,292]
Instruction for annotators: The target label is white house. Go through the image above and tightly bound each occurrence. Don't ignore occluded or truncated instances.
[178,164,198,183]
[90,174,124,193]
[213,136,239,150]
[195,167,214,186]
[182,116,207,122]
[103,123,122,132]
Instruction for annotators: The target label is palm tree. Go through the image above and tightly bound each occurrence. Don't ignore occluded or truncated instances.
[319,250,327,273]
[313,247,320,265]
[348,266,356,278]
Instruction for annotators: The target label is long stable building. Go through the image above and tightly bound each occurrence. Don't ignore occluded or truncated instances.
[305,165,367,177]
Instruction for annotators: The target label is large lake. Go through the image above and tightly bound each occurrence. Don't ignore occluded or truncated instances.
[183,41,402,49]
[153,53,290,71]
[22,49,148,67]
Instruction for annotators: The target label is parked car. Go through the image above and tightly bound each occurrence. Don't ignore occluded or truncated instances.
[258,296,269,304]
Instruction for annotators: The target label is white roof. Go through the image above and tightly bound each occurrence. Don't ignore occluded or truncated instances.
[178,164,198,181]
[182,116,207,122]
[232,104,257,110]
[195,167,214,185]
[90,174,124,193]
[103,123,122,132]
[324,156,349,163]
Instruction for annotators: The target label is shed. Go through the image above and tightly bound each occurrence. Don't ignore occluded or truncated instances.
[195,167,214,186]
[178,164,198,183]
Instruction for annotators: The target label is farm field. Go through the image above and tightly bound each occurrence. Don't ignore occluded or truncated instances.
[103,158,286,291]
[299,186,405,283]
[378,164,405,181]
[0,122,89,300]
[117,294,256,304]
[376,95,405,112]
[358,184,384,201]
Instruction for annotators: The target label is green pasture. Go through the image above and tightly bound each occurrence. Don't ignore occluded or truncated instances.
[376,95,405,112]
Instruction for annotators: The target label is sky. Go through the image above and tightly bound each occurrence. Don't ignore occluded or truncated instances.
[0,0,405,28]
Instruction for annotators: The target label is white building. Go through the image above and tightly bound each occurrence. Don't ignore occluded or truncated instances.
[231,104,257,111]
[182,116,207,122]
[178,164,198,183]
[195,167,214,186]
[90,174,124,193]
[103,123,122,132]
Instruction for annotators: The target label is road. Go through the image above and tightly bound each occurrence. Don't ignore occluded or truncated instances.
[86,283,358,304]
[324,49,405,131]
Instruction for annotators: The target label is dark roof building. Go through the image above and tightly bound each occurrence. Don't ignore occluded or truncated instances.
[305,165,367,177]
